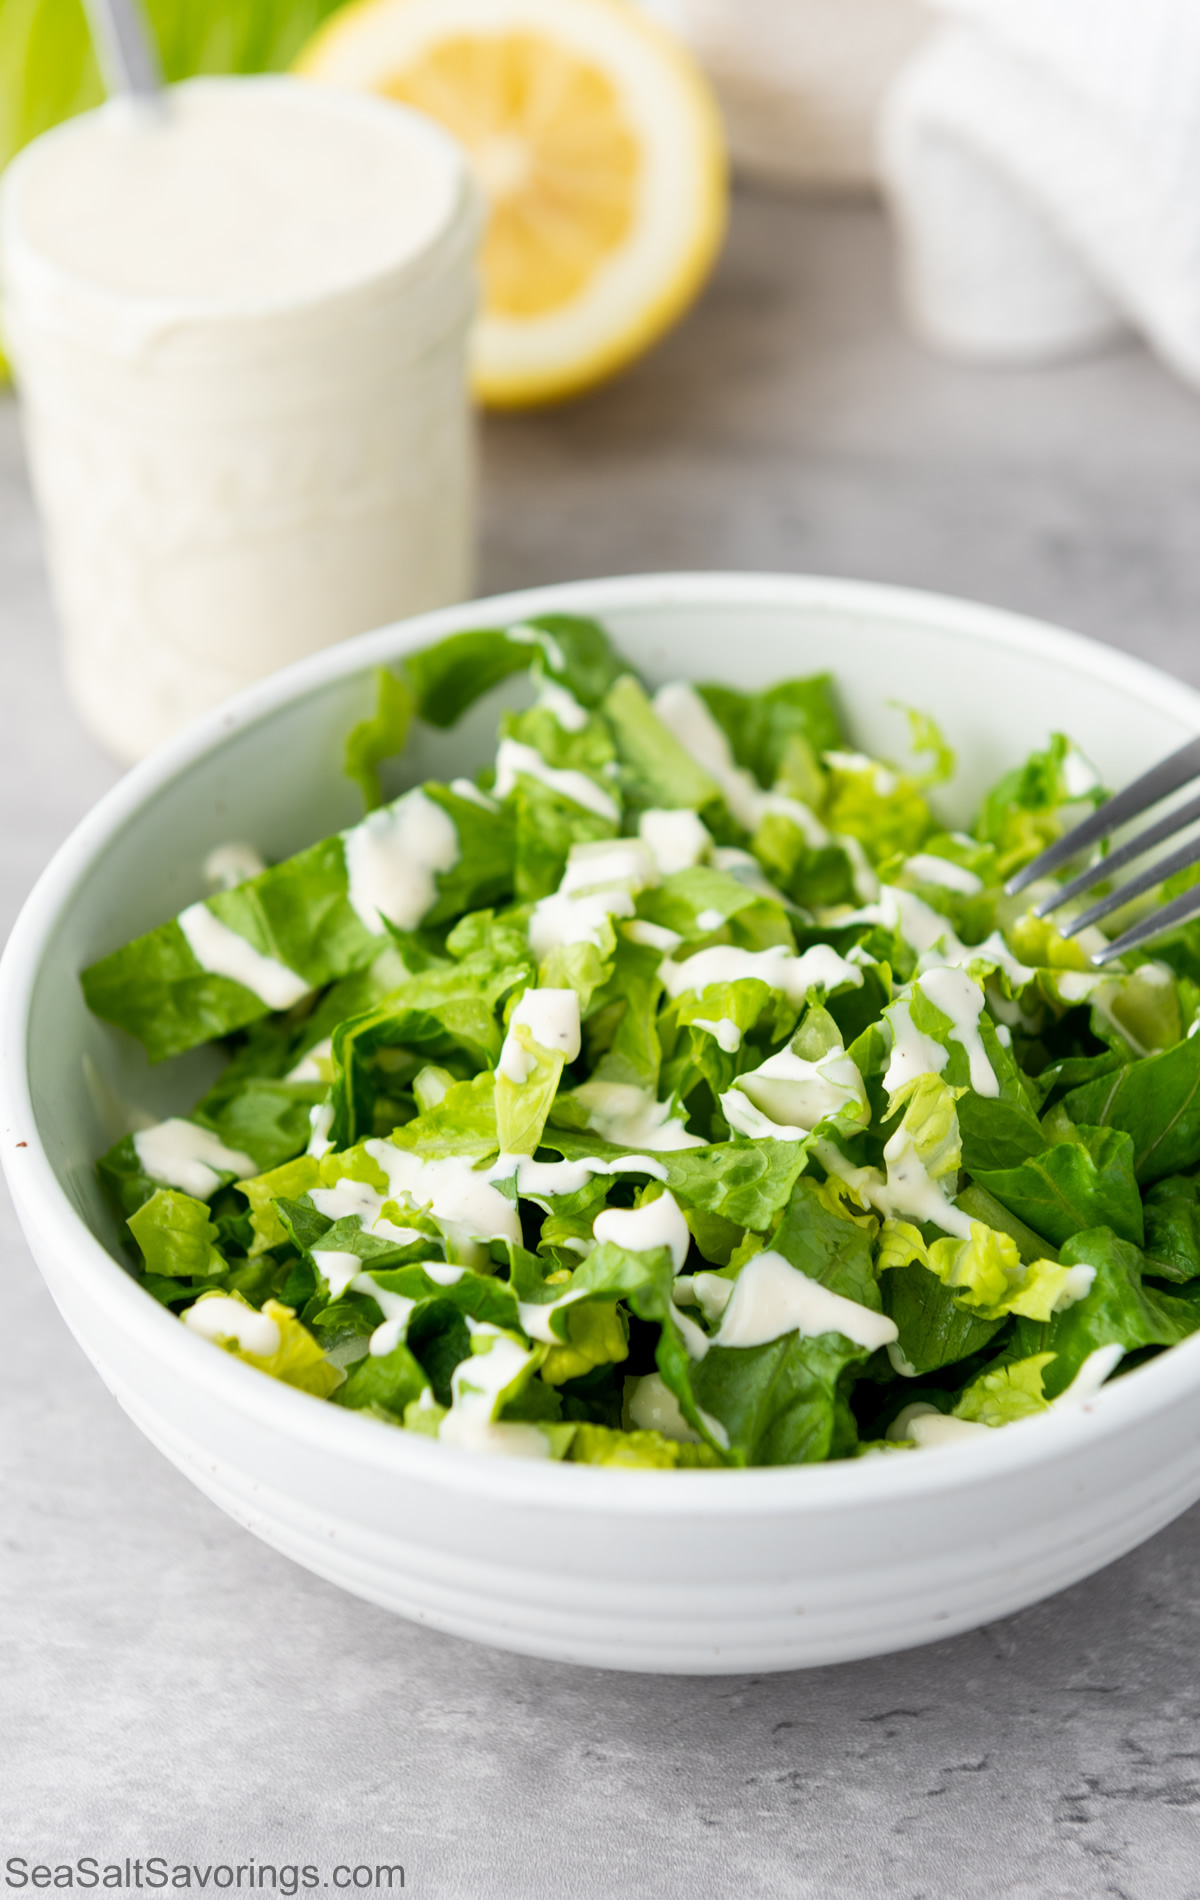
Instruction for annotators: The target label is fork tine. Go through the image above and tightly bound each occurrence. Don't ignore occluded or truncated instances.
[1092,879,1200,965]
[1004,735,1200,897]
[1060,828,1200,936]
[1035,789,1200,918]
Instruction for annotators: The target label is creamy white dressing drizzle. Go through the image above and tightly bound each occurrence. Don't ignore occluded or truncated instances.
[536,679,589,732]
[882,998,949,1095]
[695,908,726,932]
[878,1126,973,1240]
[592,1189,691,1272]
[917,965,998,1097]
[626,1371,729,1448]
[493,738,620,822]
[310,1145,521,1256]
[1053,1264,1096,1312]
[528,887,635,958]
[438,1321,549,1458]
[660,942,863,1004]
[638,807,712,875]
[512,1152,669,1199]
[712,1249,898,1352]
[693,1016,743,1053]
[178,901,309,1009]
[449,777,499,811]
[652,682,762,830]
[343,789,459,935]
[369,1141,523,1249]
[566,1081,705,1151]
[894,1405,990,1448]
[183,1295,280,1357]
[497,987,581,1083]
[732,1045,868,1134]
[1054,1341,1124,1404]
[673,1270,735,1324]
[286,1035,332,1082]
[825,750,898,797]
[133,1118,256,1198]
[905,853,983,895]
[203,840,266,891]
[310,1247,367,1299]
[507,623,567,672]
[758,790,830,847]
[1061,746,1101,798]
[624,919,683,953]
[559,837,657,896]
[306,1101,335,1158]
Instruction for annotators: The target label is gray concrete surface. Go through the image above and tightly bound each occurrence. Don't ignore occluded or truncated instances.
[5,193,1200,1899]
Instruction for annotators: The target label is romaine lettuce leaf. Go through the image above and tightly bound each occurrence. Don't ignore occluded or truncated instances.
[344,668,415,813]
[1061,1031,1200,1184]
[973,1126,1145,1249]
[1010,1227,1200,1396]
[128,1188,227,1279]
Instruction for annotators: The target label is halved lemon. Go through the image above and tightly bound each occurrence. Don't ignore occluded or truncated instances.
[295,0,727,406]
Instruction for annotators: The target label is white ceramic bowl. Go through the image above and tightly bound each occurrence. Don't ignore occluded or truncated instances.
[6,573,1200,1676]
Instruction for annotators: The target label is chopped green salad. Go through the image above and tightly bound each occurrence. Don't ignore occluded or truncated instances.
[83,616,1200,1466]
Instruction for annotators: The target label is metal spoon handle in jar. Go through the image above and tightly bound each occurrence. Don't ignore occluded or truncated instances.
[82,0,163,98]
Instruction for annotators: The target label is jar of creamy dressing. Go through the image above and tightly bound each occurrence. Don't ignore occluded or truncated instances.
[0,77,479,761]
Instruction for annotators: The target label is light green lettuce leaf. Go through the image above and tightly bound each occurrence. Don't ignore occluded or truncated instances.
[128,1188,227,1279]
[182,1290,342,1397]
[602,674,722,815]
[974,733,1105,881]
[952,1353,1055,1425]
[344,668,415,813]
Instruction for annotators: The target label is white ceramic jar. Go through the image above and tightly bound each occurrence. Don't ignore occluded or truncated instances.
[0,77,479,762]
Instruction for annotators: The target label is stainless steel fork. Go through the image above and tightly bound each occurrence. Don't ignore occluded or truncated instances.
[1004,736,1200,965]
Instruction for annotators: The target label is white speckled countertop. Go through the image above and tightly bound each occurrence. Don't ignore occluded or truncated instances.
[5,194,1200,1899]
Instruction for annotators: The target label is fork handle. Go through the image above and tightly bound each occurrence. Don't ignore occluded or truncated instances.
[82,0,162,98]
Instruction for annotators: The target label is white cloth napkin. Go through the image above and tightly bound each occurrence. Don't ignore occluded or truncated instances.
[880,0,1200,385]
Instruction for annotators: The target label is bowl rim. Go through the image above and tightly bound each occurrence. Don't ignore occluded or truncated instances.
[7,567,1200,1517]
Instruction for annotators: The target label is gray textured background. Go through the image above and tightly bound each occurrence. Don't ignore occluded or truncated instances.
[4,194,1200,1899]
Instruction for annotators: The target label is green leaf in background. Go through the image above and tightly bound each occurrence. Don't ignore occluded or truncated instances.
[344,668,414,814]
[404,616,625,729]
[697,675,844,790]
[881,1263,1003,1376]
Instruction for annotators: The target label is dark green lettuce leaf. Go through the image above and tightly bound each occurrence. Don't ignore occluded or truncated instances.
[1142,1176,1200,1284]
[690,1330,867,1466]
[1062,1032,1200,1184]
[769,1177,880,1308]
[192,1075,329,1174]
[696,675,844,788]
[1011,1227,1200,1396]
[881,1263,1003,1375]
[973,1126,1144,1249]
[327,954,527,1148]
[405,615,625,727]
